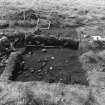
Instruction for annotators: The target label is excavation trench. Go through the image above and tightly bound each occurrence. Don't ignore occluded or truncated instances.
[2,35,89,85]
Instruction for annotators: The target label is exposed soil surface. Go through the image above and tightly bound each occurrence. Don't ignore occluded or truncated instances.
[10,47,88,85]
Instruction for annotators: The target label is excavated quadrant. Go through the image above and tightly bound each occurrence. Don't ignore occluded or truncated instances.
[10,48,89,86]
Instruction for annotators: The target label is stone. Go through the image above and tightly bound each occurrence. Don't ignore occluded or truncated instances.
[51,56,55,60]
[42,49,47,53]
[49,67,53,70]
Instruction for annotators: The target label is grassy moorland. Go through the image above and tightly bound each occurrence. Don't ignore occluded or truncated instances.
[0,0,105,105]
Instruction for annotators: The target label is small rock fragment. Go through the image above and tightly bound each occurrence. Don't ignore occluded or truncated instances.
[30,68,35,73]
[38,69,41,72]
[28,51,32,55]
[42,62,47,66]
[42,48,47,53]
[31,69,34,73]
[51,56,55,60]
[49,67,53,70]
[22,61,25,64]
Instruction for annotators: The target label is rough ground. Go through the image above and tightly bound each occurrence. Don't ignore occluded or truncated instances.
[0,0,105,105]
[0,0,90,85]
